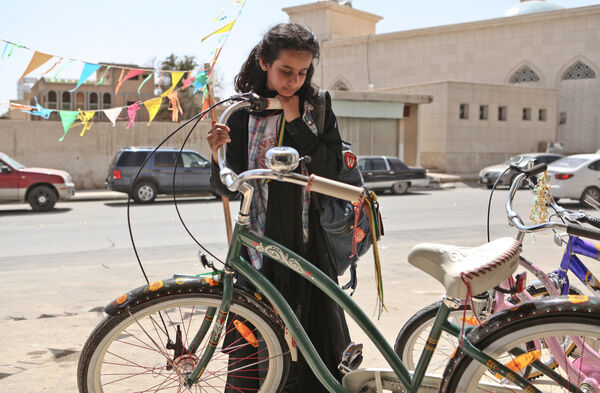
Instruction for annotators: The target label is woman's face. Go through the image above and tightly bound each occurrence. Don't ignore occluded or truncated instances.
[260,49,313,97]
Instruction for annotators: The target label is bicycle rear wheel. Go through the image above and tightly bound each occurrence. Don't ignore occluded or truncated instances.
[441,298,600,392]
[78,292,290,393]
[394,300,473,374]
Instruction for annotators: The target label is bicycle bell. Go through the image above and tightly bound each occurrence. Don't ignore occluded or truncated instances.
[265,147,300,172]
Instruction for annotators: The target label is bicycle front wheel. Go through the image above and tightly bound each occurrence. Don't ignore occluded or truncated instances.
[78,292,290,393]
[441,298,600,392]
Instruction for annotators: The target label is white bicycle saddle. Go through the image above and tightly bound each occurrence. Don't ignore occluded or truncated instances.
[407,237,520,299]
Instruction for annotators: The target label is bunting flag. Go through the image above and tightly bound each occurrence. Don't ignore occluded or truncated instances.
[41,57,63,75]
[19,51,54,81]
[201,21,235,42]
[59,111,79,141]
[126,102,141,130]
[24,97,52,119]
[3,0,247,140]
[181,72,195,90]
[193,71,208,94]
[75,109,95,136]
[52,59,73,82]
[167,91,182,122]
[9,103,34,111]
[103,107,122,127]
[137,72,154,94]
[115,68,145,95]
[143,97,162,125]
[161,71,185,97]
[200,94,210,120]
[95,65,112,85]
[70,62,102,92]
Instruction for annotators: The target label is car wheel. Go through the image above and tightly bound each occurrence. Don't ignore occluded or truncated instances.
[580,186,600,206]
[27,185,57,212]
[132,182,157,203]
[391,182,409,195]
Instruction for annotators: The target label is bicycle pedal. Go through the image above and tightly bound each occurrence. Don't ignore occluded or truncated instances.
[338,342,363,375]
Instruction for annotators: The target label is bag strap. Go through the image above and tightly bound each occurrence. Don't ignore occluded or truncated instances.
[315,90,327,137]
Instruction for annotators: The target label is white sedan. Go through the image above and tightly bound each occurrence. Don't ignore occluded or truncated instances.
[547,154,600,204]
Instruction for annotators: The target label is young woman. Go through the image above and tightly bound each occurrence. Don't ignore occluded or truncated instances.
[208,22,350,393]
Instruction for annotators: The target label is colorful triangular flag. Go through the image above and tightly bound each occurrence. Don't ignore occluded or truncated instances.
[19,51,54,81]
[143,97,162,126]
[59,111,79,141]
[70,63,101,92]
[103,107,122,127]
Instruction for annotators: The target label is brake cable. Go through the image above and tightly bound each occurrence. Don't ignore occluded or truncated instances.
[127,97,232,285]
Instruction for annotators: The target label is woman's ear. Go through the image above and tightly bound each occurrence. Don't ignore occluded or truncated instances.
[258,57,268,72]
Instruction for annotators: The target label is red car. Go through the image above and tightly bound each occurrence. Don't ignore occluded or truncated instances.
[0,152,75,211]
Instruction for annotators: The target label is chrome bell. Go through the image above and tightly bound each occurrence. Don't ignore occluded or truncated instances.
[265,147,300,172]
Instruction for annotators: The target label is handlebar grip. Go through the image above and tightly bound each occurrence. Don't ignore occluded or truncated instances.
[583,215,600,230]
[248,95,282,111]
[567,224,600,241]
[522,163,547,177]
[308,174,365,203]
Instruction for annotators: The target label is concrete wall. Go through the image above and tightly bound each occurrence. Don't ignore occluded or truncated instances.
[389,81,557,172]
[0,119,212,189]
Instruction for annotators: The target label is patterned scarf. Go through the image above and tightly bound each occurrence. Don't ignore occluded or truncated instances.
[247,101,319,269]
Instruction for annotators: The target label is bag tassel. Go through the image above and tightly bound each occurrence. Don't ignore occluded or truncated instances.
[364,193,387,318]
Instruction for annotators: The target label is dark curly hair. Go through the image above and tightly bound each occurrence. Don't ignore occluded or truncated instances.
[235,23,320,100]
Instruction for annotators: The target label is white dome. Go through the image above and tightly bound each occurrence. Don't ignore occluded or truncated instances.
[506,0,565,17]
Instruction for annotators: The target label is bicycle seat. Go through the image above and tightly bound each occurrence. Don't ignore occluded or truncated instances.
[407,237,520,299]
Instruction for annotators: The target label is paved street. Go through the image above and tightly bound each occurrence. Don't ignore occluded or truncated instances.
[1,185,598,392]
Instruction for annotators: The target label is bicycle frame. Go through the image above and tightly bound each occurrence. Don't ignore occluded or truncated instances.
[182,220,550,392]
[556,235,600,296]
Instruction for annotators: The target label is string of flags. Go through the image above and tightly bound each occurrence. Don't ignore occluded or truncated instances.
[2,0,246,141]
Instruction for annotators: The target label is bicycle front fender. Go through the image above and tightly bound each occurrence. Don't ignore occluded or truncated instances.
[103,275,281,328]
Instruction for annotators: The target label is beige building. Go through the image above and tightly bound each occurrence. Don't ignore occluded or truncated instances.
[284,0,600,172]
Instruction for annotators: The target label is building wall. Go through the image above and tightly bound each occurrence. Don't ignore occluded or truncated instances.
[299,4,600,159]
[389,81,557,172]
[0,119,212,189]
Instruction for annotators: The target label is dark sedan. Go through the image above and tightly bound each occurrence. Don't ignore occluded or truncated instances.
[357,156,429,194]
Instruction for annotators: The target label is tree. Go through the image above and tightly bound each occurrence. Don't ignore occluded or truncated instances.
[154,54,204,121]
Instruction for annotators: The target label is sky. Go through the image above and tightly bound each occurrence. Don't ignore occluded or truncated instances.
[1,0,599,105]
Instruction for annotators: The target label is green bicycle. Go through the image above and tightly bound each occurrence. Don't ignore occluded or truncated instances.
[78,94,600,393]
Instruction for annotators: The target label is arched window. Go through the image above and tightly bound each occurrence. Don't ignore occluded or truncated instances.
[509,65,540,84]
[62,92,71,110]
[47,91,57,109]
[561,61,596,80]
[331,79,350,91]
[75,92,85,110]
[89,93,98,110]
[102,93,112,109]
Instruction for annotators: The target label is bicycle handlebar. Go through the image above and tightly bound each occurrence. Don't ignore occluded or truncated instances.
[214,94,364,204]
[505,162,600,241]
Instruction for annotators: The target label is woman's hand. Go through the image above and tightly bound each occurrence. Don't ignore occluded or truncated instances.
[277,94,301,122]
[207,122,231,162]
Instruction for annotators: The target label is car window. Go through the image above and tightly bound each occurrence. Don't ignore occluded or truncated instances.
[551,157,589,168]
[541,155,562,164]
[504,155,524,165]
[358,159,367,171]
[369,158,388,171]
[0,154,24,169]
[181,152,209,168]
[154,152,182,168]
[117,151,148,167]
[588,160,600,171]
[387,158,408,171]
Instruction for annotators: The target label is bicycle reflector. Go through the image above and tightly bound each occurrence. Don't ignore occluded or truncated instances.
[234,320,258,348]
[494,350,541,379]
[554,173,574,180]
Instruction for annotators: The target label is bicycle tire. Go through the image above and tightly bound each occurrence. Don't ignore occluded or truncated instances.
[78,291,290,393]
[441,296,600,392]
